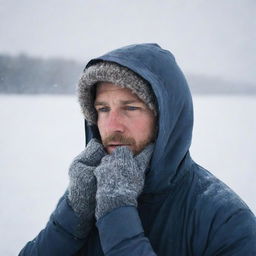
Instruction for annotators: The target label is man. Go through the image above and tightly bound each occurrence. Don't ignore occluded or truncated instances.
[19,43,256,255]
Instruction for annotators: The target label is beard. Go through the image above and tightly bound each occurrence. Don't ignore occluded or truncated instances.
[102,132,154,155]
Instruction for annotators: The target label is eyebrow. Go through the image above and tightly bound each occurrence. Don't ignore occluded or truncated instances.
[94,100,141,106]
[120,100,140,104]
[94,101,107,107]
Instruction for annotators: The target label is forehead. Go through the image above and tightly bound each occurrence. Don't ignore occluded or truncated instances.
[95,82,141,101]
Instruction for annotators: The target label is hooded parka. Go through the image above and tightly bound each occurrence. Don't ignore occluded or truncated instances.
[19,43,256,256]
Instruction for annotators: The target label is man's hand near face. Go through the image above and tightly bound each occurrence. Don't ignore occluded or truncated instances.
[67,138,106,235]
[94,144,154,220]
[68,138,153,222]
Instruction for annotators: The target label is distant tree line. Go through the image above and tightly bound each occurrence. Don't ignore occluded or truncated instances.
[0,53,255,94]
[0,54,84,94]
[187,74,256,95]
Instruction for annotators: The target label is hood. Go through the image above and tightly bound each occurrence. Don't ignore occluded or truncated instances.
[83,43,194,194]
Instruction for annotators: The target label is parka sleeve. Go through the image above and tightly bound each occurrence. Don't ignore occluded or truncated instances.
[96,206,157,256]
[204,209,256,256]
[18,193,90,256]
[191,190,256,256]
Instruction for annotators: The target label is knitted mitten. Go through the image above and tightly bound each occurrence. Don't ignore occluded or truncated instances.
[94,144,154,220]
[68,138,106,223]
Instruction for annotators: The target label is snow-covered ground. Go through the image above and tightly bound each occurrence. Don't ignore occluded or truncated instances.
[0,95,255,255]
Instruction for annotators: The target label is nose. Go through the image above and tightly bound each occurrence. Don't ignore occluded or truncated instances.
[106,110,125,133]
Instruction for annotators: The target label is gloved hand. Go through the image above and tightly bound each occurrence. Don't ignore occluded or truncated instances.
[68,138,106,222]
[94,144,154,220]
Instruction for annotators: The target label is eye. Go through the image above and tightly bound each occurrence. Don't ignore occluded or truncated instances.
[125,106,140,111]
[96,106,110,113]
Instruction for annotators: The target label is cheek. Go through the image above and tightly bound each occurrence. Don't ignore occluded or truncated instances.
[131,116,155,139]
[97,119,106,138]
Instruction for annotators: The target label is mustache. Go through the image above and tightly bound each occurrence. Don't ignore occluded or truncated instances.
[102,133,136,147]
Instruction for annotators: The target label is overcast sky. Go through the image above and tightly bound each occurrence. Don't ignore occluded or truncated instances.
[0,0,255,84]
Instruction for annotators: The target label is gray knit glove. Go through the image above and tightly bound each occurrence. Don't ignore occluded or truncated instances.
[94,144,154,220]
[68,138,106,222]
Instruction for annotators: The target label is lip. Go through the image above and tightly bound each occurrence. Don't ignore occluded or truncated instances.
[106,143,130,151]
[106,144,131,152]
[107,144,130,147]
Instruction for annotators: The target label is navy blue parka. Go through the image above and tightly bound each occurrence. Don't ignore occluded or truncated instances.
[19,43,256,255]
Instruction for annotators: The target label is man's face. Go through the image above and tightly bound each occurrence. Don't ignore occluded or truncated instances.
[94,82,156,154]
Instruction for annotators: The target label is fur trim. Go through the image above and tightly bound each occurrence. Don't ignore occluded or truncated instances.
[78,62,156,124]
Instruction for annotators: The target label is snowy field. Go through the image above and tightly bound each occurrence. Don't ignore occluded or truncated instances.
[0,95,255,255]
